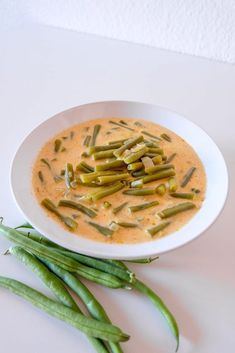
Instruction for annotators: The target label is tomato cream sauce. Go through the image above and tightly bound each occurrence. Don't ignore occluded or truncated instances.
[32,117,206,244]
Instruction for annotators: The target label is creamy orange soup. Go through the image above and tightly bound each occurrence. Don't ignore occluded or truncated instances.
[32,117,206,244]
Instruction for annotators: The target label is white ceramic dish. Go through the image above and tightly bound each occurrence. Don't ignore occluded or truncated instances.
[11,101,228,259]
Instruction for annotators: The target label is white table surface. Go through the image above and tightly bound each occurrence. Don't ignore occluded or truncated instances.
[0,24,234,353]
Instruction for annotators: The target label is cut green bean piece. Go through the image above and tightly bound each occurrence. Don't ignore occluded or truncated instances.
[90,124,101,146]
[76,161,94,173]
[123,145,148,164]
[160,133,171,142]
[40,158,51,169]
[114,136,144,158]
[147,148,163,155]
[81,151,89,158]
[89,143,122,155]
[126,256,159,264]
[127,162,143,171]
[0,277,129,343]
[97,173,129,185]
[158,202,196,218]
[64,163,74,189]
[108,138,128,145]
[41,198,78,230]
[93,150,115,160]
[129,200,159,213]
[130,179,143,188]
[146,163,174,174]
[103,201,112,209]
[109,120,135,132]
[123,188,155,196]
[168,177,177,192]
[165,153,177,164]
[112,201,128,215]
[87,221,113,237]
[80,171,117,184]
[58,200,97,218]
[88,182,124,201]
[147,222,171,236]
[155,184,166,196]
[131,169,146,177]
[170,192,194,200]
[95,160,125,171]
[141,131,161,141]
[152,155,162,164]
[192,188,200,194]
[141,169,175,184]
[70,131,74,139]
[83,135,91,147]
[116,222,138,228]
[181,167,196,187]
[38,171,44,183]
[54,139,62,152]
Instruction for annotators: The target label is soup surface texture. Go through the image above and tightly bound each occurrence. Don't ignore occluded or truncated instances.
[32,117,206,244]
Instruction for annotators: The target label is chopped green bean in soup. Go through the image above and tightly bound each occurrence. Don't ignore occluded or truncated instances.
[33,117,206,244]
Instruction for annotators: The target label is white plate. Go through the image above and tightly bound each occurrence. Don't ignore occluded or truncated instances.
[11,101,228,259]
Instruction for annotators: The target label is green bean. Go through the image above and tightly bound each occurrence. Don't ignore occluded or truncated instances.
[147,222,171,236]
[109,120,135,132]
[168,177,177,192]
[147,148,163,155]
[123,145,148,164]
[41,198,78,230]
[125,257,159,264]
[160,133,171,142]
[116,222,138,228]
[129,200,159,213]
[114,136,144,158]
[41,261,124,353]
[130,179,143,188]
[87,182,124,201]
[9,246,78,310]
[0,276,129,342]
[141,169,175,184]
[134,280,179,351]
[70,131,75,139]
[81,151,89,158]
[144,141,159,148]
[103,201,112,209]
[112,201,128,215]
[131,169,146,177]
[145,163,174,174]
[40,158,51,169]
[93,150,116,160]
[64,163,74,189]
[90,124,101,146]
[76,161,94,173]
[88,143,122,155]
[95,160,126,172]
[165,153,177,164]
[155,184,166,196]
[97,173,129,185]
[191,188,200,194]
[38,171,44,183]
[54,139,62,152]
[141,131,161,141]
[127,162,143,171]
[170,192,194,200]
[108,139,128,145]
[15,222,34,230]
[80,171,117,183]
[83,135,91,147]
[58,200,97,218]
[123,188,155,196]
[55,250,133,283]
[158,202,196,218]
[152,155,162,164]
[87,221,113,237]
[0,224,124,288]
[181,167,196,187]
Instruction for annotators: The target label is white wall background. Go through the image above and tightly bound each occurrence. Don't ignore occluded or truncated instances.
[1,0,235,63]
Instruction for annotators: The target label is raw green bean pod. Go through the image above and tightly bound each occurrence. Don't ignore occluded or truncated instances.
[0,276,129,342]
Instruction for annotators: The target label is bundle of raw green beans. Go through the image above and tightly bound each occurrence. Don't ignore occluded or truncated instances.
[0,221,179,352]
